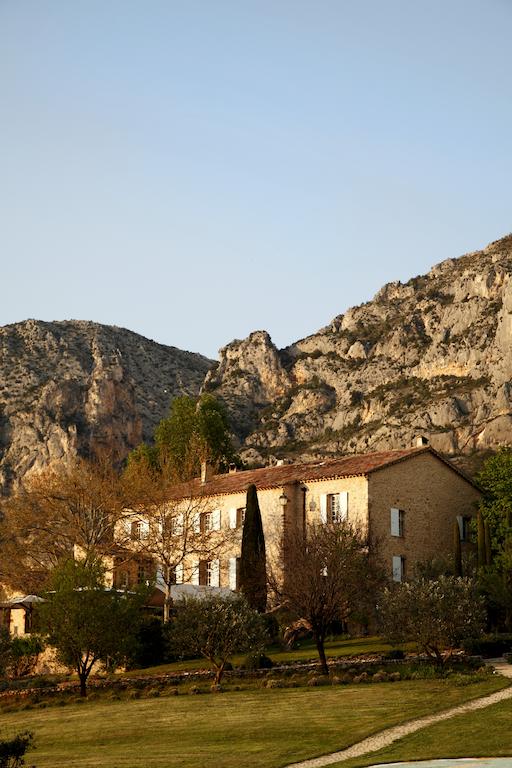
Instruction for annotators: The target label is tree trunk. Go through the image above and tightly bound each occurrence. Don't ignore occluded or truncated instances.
[314,632,329,676]
[214,661,225,685]
[79,672,88,697]
[163,583,173,624]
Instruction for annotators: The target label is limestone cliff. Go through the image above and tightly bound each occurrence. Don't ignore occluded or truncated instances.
[205,233,512,468]
[0,320,212,491]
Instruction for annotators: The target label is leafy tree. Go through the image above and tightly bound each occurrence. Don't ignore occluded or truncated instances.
[128,394,237,480]
[477,448,512,552]
[170,594,266,684]
[476,449,512,627]
[0,628,12,677]
[379,576,485,665]
[0,731,34,768]
[239,484,267,612]
[41,558,144,696]
[273,521,384,675]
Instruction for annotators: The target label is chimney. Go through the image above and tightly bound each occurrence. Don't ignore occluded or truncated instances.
[415,435,429,447]
[201,462,213,484]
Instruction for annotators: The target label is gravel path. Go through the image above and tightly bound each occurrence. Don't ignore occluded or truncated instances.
[284,660,512,768]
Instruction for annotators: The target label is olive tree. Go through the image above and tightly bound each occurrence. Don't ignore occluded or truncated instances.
[170,595,266,684]
[379,575,485,665]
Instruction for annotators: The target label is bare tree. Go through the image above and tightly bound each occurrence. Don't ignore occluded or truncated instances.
[0,454,130,592]
[272,521,384,675]
[122,457,234,622]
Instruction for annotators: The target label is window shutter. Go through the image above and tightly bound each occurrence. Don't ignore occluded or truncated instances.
[122,518,131,537]
[320,494,327,524]
[140,519,150,539]
[193,512,201,534]
[190,561,199,585]
[228,557,237,590]
[392,555,403,582]
[211,559,220,587]
[175,562,184,584]
[391,508,400,537]
[456,515,464,540]
[340,491,348,520]
[174,513,184,536]
[212,509,221,531]
[229,508,237,529]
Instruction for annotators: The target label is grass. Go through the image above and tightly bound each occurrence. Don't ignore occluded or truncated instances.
[336,696,512,768]
[1,676,507,768]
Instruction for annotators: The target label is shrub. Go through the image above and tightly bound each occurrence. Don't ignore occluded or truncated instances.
[384,649,405,660]
[463,634,512,658]
[239,652,274,671]
[9,635,45,678]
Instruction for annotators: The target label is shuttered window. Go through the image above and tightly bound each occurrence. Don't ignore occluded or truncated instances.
[391,508,404,537]
[320,492,349,523]
[207,559,220,587]
[175,562,184,584]
[457,515,470,542]
[228,557,239,590]
[392,556,405,582]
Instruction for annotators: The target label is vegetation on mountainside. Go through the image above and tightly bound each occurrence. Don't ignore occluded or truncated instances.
[127,393,237,480]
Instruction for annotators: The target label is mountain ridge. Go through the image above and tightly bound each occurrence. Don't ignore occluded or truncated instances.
[2,232,512,488]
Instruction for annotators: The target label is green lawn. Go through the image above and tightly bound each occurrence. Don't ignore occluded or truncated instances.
[336,696,512,768]
[2,677,506,768]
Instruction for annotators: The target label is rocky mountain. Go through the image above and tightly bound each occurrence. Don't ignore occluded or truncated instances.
[0,320,212,491]
[205,233,512,470]
[3,233,512,490]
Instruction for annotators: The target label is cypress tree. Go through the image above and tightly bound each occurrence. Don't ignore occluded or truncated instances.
[239,484,267,612]
[453,519,462,577]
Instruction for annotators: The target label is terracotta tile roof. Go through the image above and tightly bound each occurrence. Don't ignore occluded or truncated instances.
[169,446,472,500]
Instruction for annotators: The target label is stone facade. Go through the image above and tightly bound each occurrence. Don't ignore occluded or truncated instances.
[114,446,480,595]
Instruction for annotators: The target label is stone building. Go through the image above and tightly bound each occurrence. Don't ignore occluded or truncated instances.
[117,444,480,595]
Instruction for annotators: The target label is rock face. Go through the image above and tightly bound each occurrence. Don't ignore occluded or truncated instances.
[0,320,212,491]
[205,233,512,468]
[4,233,512,488]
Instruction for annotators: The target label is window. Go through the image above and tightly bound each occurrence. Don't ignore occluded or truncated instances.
[117,570,130,589]
[199,559,220,587]
[392,555,405,582]
[201,509,221,533]
[131,521,142,540]
[457,515,471,542]
[228,508,245,529]
[320,492,348,523]
[390,508,405,537]
[137,562,147,584]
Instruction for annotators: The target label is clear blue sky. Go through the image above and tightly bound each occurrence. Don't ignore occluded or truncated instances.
[1,1,511,359]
